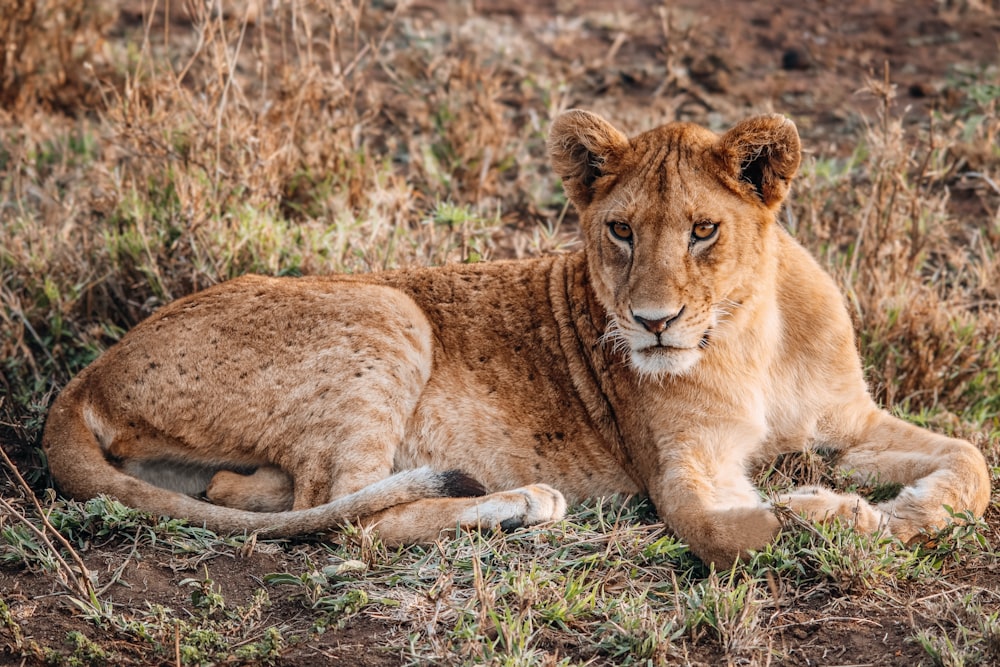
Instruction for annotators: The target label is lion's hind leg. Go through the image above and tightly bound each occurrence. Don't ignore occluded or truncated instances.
[361,484,567,545]
[207,466,294,513]
[260,284,437,512]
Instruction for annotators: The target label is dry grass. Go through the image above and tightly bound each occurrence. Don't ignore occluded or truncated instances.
[790,67,1000,428]
[1,1,999,665]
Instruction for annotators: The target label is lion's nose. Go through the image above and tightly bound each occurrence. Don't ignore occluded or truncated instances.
[633,306,684,334]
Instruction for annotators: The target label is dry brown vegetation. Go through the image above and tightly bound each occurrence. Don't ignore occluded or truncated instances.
[1,1,999,665]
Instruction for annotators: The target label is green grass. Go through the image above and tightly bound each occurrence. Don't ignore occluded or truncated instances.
[2,494,997,665]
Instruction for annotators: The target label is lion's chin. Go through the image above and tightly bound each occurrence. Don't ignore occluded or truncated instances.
[629,345,700,379]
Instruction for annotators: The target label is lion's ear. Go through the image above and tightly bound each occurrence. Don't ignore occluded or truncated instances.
[548,110,630,207]
[715,114,801,210]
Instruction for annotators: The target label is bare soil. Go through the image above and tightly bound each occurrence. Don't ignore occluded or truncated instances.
[2,0,998,665]
[477,0,999,144]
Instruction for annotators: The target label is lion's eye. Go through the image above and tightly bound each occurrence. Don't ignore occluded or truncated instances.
[691,221,718,242]
[609,222,633,242]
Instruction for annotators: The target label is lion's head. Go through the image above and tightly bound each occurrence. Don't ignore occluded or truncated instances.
[548,111,801,378]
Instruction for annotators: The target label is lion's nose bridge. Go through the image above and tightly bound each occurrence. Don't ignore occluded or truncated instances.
[629,234,688,321]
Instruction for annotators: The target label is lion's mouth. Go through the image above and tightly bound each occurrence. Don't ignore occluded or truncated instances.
[641,342,696,354]
[639,330,712,353]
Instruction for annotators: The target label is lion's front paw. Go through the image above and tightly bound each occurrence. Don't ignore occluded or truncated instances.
[689,507,782,566]
[776,486,887,534]
[458,484,567,532]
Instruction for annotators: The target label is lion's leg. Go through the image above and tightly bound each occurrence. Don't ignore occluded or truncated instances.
[205,417,423,512]
[837,409,988,540]
[202,372,425,512]
[782,406,990,541]
[284,426,403,510]
[774,486,887,533]
[206,466,294,512]
[360,484,567,545]
[207,285,436,512]
[204,384,431,514]
[652,472,781,566]
[644,422,782,566]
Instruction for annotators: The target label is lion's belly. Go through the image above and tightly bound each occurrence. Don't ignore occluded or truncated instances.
[397,371,639,503]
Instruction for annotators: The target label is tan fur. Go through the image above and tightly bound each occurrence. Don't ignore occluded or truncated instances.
[42,111,991,565]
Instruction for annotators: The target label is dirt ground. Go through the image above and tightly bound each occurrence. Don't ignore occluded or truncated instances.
[2,0,999,665]
[475,0,999,144]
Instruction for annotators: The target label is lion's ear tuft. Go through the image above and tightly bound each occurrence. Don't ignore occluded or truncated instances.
[715,114,801,210]
[548,110,629,207]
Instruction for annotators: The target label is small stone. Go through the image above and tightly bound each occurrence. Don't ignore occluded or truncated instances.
[908,81,937,98]
[781,48,811,71]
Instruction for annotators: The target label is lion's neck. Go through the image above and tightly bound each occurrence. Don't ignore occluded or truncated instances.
[548,248,784,487]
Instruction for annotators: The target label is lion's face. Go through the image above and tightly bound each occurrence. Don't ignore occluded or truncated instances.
[549,112,801,378]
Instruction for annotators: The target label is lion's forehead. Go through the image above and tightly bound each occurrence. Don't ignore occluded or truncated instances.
[598,165,735,232]
[595,127,732,225]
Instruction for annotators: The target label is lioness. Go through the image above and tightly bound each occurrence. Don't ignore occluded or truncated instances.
[43,111,990,565]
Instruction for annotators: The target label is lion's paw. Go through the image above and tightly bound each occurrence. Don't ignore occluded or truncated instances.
[690,506,782,566]
[458,484,567,532]
[207,466,294,513]
[776,486,887,534]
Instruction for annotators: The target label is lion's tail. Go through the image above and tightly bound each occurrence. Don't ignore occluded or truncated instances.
[42,382,485,537]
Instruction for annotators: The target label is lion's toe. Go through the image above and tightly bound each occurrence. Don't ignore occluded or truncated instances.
[459,484,567,533]
[777,486,886,534]
[519,483,567,526]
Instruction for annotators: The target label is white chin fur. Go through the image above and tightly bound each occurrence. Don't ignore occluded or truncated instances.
[629,346,700,378]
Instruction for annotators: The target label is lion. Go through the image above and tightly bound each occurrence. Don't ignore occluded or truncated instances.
[42,111,991,565]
